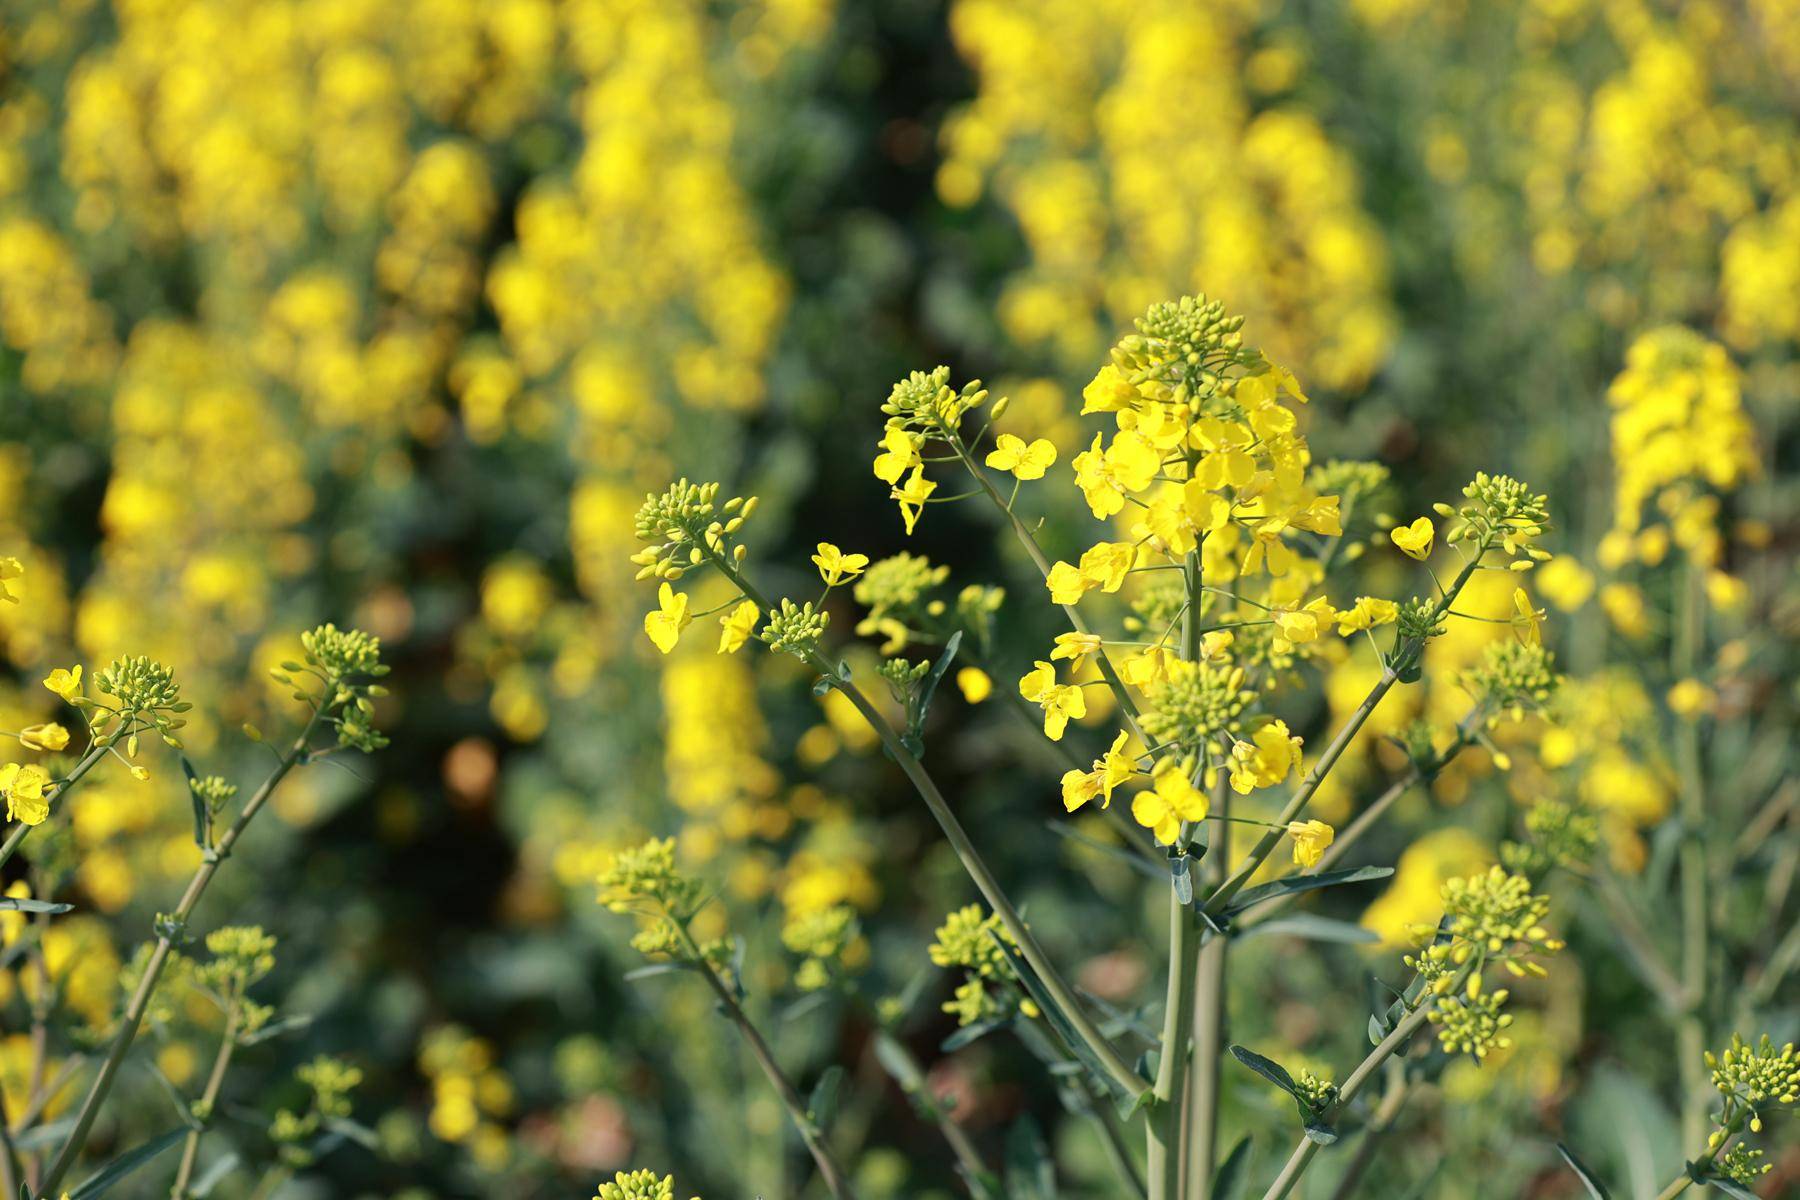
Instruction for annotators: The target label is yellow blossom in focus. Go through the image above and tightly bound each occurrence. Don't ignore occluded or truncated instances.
[1130,761,1209,845]
[0,763,51,825]
[984,433,1057,480]
[643,584,691,655]
[717,600,761,654]
[810,543,869,587]
[1020,661,1085,741]
[1230,721,1303,795]
[892,468,935,535]
[1287,819,1334,868]
[1390,517,1434,560]
[43,666,82,702]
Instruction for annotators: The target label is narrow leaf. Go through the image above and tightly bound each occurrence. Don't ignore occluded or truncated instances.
[1303,1121,1338,1146]
[142,1059,202,1130]
[190,1150,241,1197]
[66,1127,187,1198]
[1043,821,1162,880]
[942,1018,1010,1053]
[914,630,963,733]
[1229,1045,1299,1097]
[623,963,689,983]
[323,1116,380,1150]
[1170,852,1195,905]
[807,1065,846,1131]
[241,1013,314,1046]
[1222,867,1395,917]
[0,898,73,914]
[1238,913,1379,945]
[989,933,1131,1104]
[1210,1135,1253,1200]
[1555,1141,1613,1200]
[1004,1115,1056,1200]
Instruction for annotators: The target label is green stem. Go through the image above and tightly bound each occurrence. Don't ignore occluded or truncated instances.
[1259,977,1455,1200]
[1202,550,1487,917]
[1185,775,1229,1191]
[715,554,1149,1101]
[170,1003,241,1197]
[39,706,329,1197]
[675,924,857,1200]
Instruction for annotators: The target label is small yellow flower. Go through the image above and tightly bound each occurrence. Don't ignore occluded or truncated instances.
[955,667,992,704]
[1667,679,1715,720]
[1130,762,1210,845]
[1287,819,1334,868]
[873,426,921,485]
[1274,597,1336,645]
[1511,588,1543,646]
[129,765,150,782]
[1335,597,1399,635]
[892,467,936,535]
[1019,661,1086,740]
[43,666,83,703]
[717,600,761,654]
[1229,721,1303,795]
[1045,560,1092,606]
[0,763,51,826]
[643,583,691,654]
[1050,632,1103,671]
[811,543,869,587]
[984,433,1057,480]
[1390,517,1435,560]
[0,557,21,604]
[19,724,69,752]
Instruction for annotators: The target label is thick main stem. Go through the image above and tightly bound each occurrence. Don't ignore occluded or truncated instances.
[1185,776,1229,1192]
[1147,885,1199,1200]
[39,709,326,1197]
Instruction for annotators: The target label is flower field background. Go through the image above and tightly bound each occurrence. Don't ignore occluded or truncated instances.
[0,0,1796,1198]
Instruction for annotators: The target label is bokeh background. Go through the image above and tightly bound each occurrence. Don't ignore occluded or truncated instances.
[0,0,1796,1196]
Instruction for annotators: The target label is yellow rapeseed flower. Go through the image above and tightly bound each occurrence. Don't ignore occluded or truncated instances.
[43,666,82,702]
[1131,762,1210,845]
[643,584,691,655]
[716,600,761,654]
[1019,661,1085,740]
[984,432,1057,480]
[0,557,21,604]
[1390,516,1435,560]
[0,763,51,826]
[1287,819,1335,868]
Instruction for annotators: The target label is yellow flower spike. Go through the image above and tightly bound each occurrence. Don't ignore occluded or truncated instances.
[19,724,69,752]
[43,666,83,702]
[1286,819,1335,868]
[984,433,1057,480]
[872,426,922,485]
[0,763,51,825]
[811,543,870,587]
[0,557,21,604]
[954,667,991,704]
[1080,364,1138,414]
[717,600,761,654]
[1130,761,1210,845]
[891,467,936,534]
[643,583,692,655]
[1390,516,1435,560]
[1511,587,1544,646]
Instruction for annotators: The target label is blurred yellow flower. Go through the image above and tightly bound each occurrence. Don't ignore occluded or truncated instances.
[0,763,51,825]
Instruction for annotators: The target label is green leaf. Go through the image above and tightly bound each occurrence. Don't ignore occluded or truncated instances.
[142,1059,203,1130]
[1367,1013,1389,1045]
[942,1018,1010,1052]
[1042,821,1162,881]
[1228,1045,1298,1097]
[1209,1135,1253,1200]
[988,932,1133,1104]
[241,1013,314,1046]
[1699,1175,1759,1200]
[12,1116,75,1152]
[914,630,963,733]
[1303,1121,1338,1146]
[1555,1142,1613,1200]
[1221,867,1395,917]
[0,898,73,914]
[1238,913,1379,945]
[66,1127,187,1198]
[182,755,208,849]
[1004,1115,1056,1200]
[323,1116,380,1150]
[623,962,690,983]
[781,990,832,1023]
[1170,850,1195,905]
[807,1065,846,1131]
[190,1150,241,1197]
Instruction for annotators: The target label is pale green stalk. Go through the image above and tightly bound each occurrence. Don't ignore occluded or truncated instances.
[1202,550,1488,917]
[170,1001,242,1197]
[39,706,328,1197]
[671,922,856,1200]
[709,551,1150,1102]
